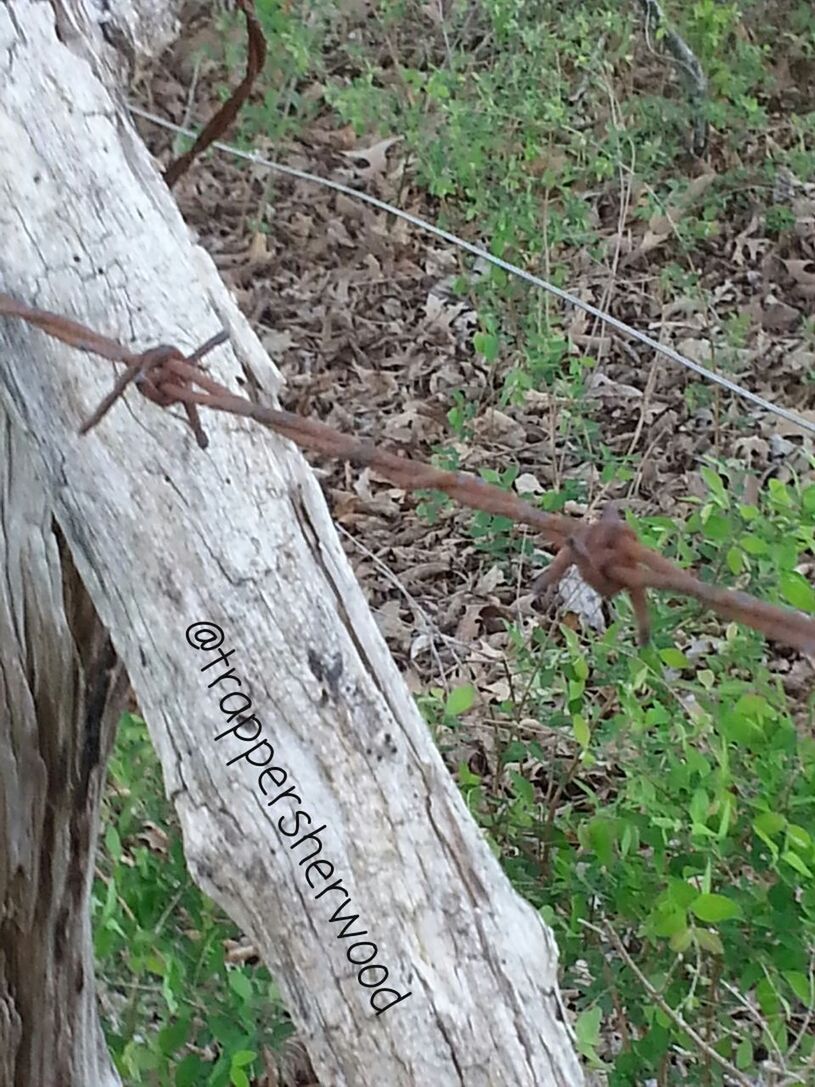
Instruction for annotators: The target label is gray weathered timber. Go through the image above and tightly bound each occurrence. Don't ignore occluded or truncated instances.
[0,2,584,1083]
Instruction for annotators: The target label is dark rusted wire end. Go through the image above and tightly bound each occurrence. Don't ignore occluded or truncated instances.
[175,330,229,448]
[78,359,144,435]
[163,0,267,188]
[186,330,230,364]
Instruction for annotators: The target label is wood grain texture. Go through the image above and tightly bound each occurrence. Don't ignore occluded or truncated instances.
[0,3,583,1083]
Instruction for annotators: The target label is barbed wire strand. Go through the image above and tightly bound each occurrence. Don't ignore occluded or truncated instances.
[4,287,815,654]
[129,104,815,439]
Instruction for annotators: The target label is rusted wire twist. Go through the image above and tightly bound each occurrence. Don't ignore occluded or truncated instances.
[2,289,815,657]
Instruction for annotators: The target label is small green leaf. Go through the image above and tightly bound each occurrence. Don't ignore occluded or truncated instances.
[445,684,476,717]
[701,466,726,502]
[780,572,815,613]
[575,1005,602,1050]
[768,477,793,507]
[669,926,692,953]
[160,956,183,1016]
[689,788,709,825]
[786,824,812,852]
[457,763,480,787]
[781,851,813,878]
[619,821,637,858]
[756,976,781,1016]
[716,792,734,841]
[660,647,690,669]
[667,880,699,909]
[753,811,786,838]
[228,969,253,1002]
[572,713,590,750]
[473,331,500,361]
[105,825,122,864]
[690,893,741,923]
[538,904,556,926]
[702,512,731,540]
[736,1038,752,1070]
[583,817,616,867]
[726,547,744,575]
[157,1018,191,1057]
[783,971,813,1005]
[695,929,724,955]
[176,1054,206,1087]
[650,905,687,938]
[145,952,166,976]
[739,533,768,555]
[510,770,534,805]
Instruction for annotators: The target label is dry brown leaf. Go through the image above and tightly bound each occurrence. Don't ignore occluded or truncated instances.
[761,299,802,332]
[558,568,605,635]
[374,598,411,648]
[476,564,505,594]
[787,346,815,373]
[772,409,815,439]
[676,337,714,363]
[136,822,169,855]
[483,678,511,702]
[631,173,717,258]
[224,941,261,965]
[733,435,769,463]
[785,258,815,300]
[472,407,526,447]
[341,135,403,179]
[261,328,295,356]
[455,604,486,643]
[515,472,544,495]
[585,371,643,401]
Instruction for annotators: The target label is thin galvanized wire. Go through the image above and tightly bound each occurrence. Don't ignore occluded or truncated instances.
[130,104,815,438]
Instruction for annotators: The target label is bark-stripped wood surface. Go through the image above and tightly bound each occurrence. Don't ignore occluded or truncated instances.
[0,2,583,1083]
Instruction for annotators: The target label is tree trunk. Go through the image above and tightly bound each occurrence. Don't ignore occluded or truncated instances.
[0,421,126,1086]
[0,2,584,1084]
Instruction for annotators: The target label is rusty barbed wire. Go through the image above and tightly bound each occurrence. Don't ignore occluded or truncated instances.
[163,0,266,188]
[0,292,225,449]
[2,289,815,657]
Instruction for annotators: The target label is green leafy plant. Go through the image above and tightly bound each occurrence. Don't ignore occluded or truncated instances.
[438,466,815,1083]
[94,714,294,1085]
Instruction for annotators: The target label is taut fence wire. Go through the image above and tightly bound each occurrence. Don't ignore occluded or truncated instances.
[2,289,815,657]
